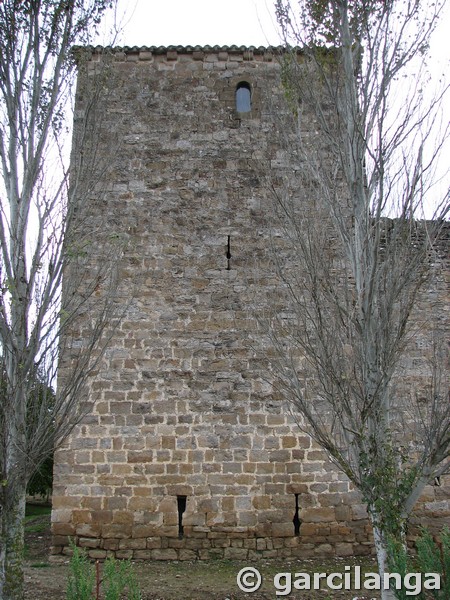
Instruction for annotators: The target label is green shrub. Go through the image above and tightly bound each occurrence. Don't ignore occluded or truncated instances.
[387,537,412,600]
[27,455,53,500]
[66,541,141,600]
[415,526,449,600]
[388,526,449,600]
[103,555,141,600]
[66,542,95,600]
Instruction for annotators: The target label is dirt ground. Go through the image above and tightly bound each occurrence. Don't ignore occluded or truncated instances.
[24,510,381,599]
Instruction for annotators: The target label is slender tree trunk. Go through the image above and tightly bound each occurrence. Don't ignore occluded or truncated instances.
[1,373,28,600]
[1,486,26,600]
[373,524,398,600]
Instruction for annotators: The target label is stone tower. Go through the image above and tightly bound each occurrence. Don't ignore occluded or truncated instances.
[51,45,449,561]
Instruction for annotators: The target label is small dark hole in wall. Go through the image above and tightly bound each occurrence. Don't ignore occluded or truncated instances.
[226,235,231,270]
[434,476,441,486]
[293,493,302,536]
[177,495,187,539]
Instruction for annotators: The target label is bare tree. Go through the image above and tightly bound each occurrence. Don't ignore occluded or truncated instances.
[264,1,450,597]
[0,2,124,598]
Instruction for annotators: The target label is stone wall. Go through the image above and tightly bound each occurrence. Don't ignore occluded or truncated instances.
[51,46,449,561]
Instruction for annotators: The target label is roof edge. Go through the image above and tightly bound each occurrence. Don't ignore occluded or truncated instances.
[73,44,292,54]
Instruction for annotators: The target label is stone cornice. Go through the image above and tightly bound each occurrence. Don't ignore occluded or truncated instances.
[72,44,303,63]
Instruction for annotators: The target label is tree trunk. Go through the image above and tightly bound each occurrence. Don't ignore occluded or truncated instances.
[0,487,26,600]
[373,525,398,600]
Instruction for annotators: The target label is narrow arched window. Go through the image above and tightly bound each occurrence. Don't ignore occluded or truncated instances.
[235,82,251,113]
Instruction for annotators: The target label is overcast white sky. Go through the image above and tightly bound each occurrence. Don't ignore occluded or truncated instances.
[114,0,280,47]
[111,0,450,60]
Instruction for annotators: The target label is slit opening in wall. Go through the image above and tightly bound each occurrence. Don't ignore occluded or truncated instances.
[177,495,187,539]
[293,493,302,536]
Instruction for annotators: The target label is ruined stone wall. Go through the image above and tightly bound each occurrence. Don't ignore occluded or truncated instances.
[51,46,449,561]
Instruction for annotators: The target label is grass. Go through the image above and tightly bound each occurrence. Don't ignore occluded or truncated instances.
[24,504,51,561]
[25,521,49,533]
[25,503,52,518]
[25,503,51,535]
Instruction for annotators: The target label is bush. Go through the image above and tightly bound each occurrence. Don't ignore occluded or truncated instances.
[66,541,141,600]
[415,526,449,600]
[67,542,95,600]
[388,526,449,600]
[27,455,53,500]
[103,555,141,600]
